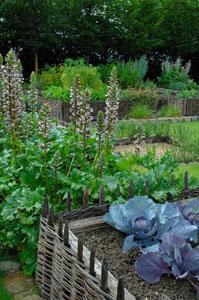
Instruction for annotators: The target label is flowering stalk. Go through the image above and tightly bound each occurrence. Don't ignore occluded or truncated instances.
[0,53,3,113]
[38,103,51,191]
[24,71,39,137]
[70,74,81,133]
[0,50,23,154]
[1,50,23,135]
[28,71,39,114]
[77,89,93,157]
[96,111,105,154]
[104,67,120,145]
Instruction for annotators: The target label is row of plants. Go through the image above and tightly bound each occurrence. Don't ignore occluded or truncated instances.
[116,120,199,163]
[0,50,198,275]
[40,57,199,103]
[127,104,182,119]
[105,196,199,296]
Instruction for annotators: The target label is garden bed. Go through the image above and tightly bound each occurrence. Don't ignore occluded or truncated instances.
[76,225,196,300]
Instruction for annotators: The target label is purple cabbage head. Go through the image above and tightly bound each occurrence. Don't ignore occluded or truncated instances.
[180,198,199,227]
[135,232,199,295]
[104,197,197,253]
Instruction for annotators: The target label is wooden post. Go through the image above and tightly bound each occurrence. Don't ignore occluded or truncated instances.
[145,179,150,195]
[63,221,70,248]
[47,207,54,227]
[66,192,71,212]
[170,175,175,188]
[58,218,63,238]
[89,247,96,277]
[101,258,108,292]
[99,186,105,206]
[184,171,189,199]
[128,179,134,199]
[77,237,83,263]
[83,190,89,208]
[117,277,124,300]
[42,196,49,218]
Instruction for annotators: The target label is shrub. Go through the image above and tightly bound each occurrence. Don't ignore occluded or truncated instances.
[176,89,199,99]
[159,58,198,91]
[42,85,70,101]
[121,88,159,109]
[40,59,107,101]
[40,65,62,88]
[158,105,182,117]
[98,56,148,89]
[129,104,153,119]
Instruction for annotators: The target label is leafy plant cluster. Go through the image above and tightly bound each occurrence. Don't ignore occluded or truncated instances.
[105,197,199,296]
[159,58,199,91]
[40,59,107,102]
[0,50,197,275]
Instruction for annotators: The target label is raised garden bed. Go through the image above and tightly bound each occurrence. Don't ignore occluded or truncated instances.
[76,225,195,300]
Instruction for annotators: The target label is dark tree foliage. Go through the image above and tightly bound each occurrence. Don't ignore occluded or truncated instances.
[0,0,198,80]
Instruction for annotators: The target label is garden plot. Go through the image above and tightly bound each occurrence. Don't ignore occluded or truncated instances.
[114,143,172,158]
[77,226,195,300]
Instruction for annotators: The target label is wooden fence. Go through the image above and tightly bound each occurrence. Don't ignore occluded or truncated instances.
[36,195,135,300]
[44,97,199,124]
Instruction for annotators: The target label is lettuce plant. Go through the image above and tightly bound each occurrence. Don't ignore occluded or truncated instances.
[104,197,198,253]
[135,233,199,296]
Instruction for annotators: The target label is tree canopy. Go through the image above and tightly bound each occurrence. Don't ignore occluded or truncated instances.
[0,0,198,78]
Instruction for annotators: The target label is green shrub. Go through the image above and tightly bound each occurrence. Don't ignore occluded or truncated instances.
[121,87,159,109]
[42,85,70,101]
[176,89,199,99]
[40,65,62,88]
[129,104,153,119]
[98,56,148,89]
[40,59,107,101]
[159,58,198,91]
[158,105,182,117]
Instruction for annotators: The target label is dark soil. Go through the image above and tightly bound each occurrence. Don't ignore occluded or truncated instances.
[76,226,196,300]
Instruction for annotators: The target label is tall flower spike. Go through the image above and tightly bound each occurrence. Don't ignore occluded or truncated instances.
[1,49,23,133]
[38,103,51,143]
[0,53,3,112]
[70,74,81,132]
[77,89,93,136]
[104,67,120,141]
[27,71,39,113]
[96,111,105,153]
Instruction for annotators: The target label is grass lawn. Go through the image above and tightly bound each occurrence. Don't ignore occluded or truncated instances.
[177,162,199,178]
[0,273,12,300]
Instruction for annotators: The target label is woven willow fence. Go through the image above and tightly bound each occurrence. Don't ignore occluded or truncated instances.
[36,218,116,299]
[36,197,132,300]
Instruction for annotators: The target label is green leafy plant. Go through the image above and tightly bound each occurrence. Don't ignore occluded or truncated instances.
[121,88,159,109]
[129,105,153,119]
[158,105,182,117]
[40,59,107,101]
[176,89,199,99]
[42,86,70,101]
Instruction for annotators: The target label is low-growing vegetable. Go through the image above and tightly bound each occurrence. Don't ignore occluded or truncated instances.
[104,197,197,253]
[179,198,199,227]
[135,233,199,296]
